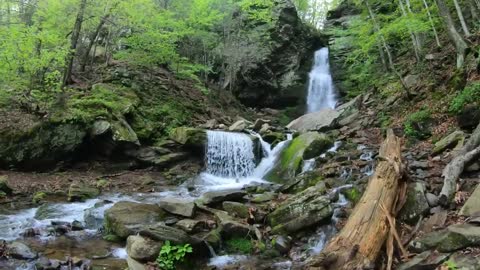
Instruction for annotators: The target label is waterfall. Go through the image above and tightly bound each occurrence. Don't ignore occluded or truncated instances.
[306,47,337,113]
[205,131,256,178]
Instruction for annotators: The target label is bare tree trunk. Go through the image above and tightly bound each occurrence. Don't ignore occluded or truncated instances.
[453,0,471,37]
[469,0,480,22]
[405,0,423,52]
[398,0,421,62]
[80,14,109,71]
[306,130,404,270]
[439,122,480,206]
[62,0,87,87]
[435,0,469,69]
[366,0,412,97]
[422,0,441,47]
[377,43,388,71]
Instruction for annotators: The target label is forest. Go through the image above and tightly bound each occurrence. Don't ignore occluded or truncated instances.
[0,0,479,270]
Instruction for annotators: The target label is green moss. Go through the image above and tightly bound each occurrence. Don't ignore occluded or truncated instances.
[103,234,122,243]
[449,82,480,114]
[0,176,12,195]
[0,191,6,198]
[342,187,361,204]
[404,109,432,139]
[225,237,253,254]
[96,179,109,189]
[32,191,47,204]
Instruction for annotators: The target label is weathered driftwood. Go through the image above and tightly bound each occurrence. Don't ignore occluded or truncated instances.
[439,122,480,206]
[305,129,404,270]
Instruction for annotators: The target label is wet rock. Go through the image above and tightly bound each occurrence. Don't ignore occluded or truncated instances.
[229,119,251,132]
[200,189,247,205]
[397,250,449,270]
[164,217,179,226]
[84,200,112,230]
[262,132,285,144]
[72,220,84,231]
[0,176,13,195]
[104,201,166,239]
[410,223,480,252]
[286,109,340,132]
[253,119,270,131]
[448,251,480,270]
[432,130,465,155]
[7,242,37,260]
[214,210,254,238]
[140,223,205,251]
[222,201,250,219]
[51,221,71,235]
[425,193,439,207]
[158,197,196,218]
[273,235,291,254]
[268,183,332,234]
[399,182,429,225]
[126,235,162,262]
[200,119,218,129]
[127,256,146,270]
[249,192,277,203]
[459,184,480,217]
[259,123,272,134]
[409,161,429,170]
[67,183,100,202]
[175,219,206,233]
[302,133,334,159]
[170,127,206,150]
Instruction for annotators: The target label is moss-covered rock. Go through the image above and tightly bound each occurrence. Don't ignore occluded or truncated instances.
[266,132,326,182]
[410,224,480,252]
[303,133,334,159]
[104,201,167,239]
[398,182,429,225]
[170,127,206,151]
[0,176,13,195]
[68,183,100,202]
[222,201,250,219]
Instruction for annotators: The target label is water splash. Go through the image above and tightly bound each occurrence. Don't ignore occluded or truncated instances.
[306,47,337,113]
[205,131,256,178]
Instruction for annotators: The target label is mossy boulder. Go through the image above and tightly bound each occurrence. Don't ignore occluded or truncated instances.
[104,201,167,239]
[410,224,480,252]
[432,130,465,155]
[222,201,250,219]
[302,133,334,159]
[398,182,430,225]
[0,176,13,195]
[268,183,332,234]
[68,183,100,202]
[266,132,327,182]
[170,127,206,152]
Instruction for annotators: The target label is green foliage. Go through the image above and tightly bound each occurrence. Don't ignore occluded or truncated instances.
[404,109,432,139]
[32,191,47,204]
[156,241,193,270]
[225,237,253,254]
[449,82,480,114]
[443,260,458,270]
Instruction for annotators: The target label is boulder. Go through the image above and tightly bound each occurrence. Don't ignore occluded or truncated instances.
[126,235,162,262]
[139,223,205,251]
[111,117,140,145]
[249,192,277,203]
[459,184,480,217]
[91,120,111,136]
[200,119,218,129]
[175,219,206,233]
[84,200,113,230]
[457,104,480,130]
[432,130,465,155]
[410,223,480,252]
[229,119,251,132]
[253,119,270,131]
[222,201,250,219]
[7,242,37,260]
[0,176,13,195]
[398,182,430,225]
[397,250,449,270]
[447,251,480,270]
[302,133,334,159]
[104,201,166,239]
[127,256,146,270]
[214,210,254,238]
[273,235,292,255]
[266,132,326,182]
[286,109,340,132]
[158,197,196,218]
[67,183,100,202]
[200,189,247,205]
[170,127,206,150]
[268,183,332,234]
[262,132,285,145]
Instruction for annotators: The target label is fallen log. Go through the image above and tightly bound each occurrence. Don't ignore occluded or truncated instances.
[306,129,404,270]
[439,122,480,206]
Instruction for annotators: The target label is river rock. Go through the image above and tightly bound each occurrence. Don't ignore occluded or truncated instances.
[222,201,250,218]
[175,219,206,233]
[126,235,162,262]
[158,197,196,218]
[398,182,429,225]
[127,256,146,270]
[302,133,334,159]
[104,201,167,239]
[139,223,205,251]
[200,189,247,205]
[273,235,292,254]
[425,193,439,207]
[266,132,328,182]
[214,210,254,238]
[432,130,465,155]
[268,183,332,234]
[397,250,449,270]
[410,223,480,252]
[67,183,100,202]
[448,251,480,270]
[229,119,251,132]
[286,109,340,132]
[84,200,112,229]
[253,119,270,131]
[170,127,206,150]
[459,184,480,217]
[7,242,37,260]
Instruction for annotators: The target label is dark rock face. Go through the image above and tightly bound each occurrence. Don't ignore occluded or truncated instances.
[229,0,325,108]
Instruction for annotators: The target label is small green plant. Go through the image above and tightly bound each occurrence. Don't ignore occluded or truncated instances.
[156,241,192,270]
[449,82,480,114]
[225,237,253,254]
[443,260,458,270]
[32,191,47,203]
[404,109,432,139]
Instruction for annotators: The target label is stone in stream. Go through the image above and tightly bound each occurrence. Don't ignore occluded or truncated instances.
[158,197,196,218]
[67,183,100,202]
[7,242,37,260]
[104,201,167,239]
[139,223,207,254]
[302,133,334,160]
[228,119,252,132]
[0,176,13,195]
[127,256,146,270]
[268,183,332,234]
[459,185,480,217]
[214,210,254,238]
[126,235,162,262]
[175,219,207,233]
[398,182,430,225]
[273,235,292,255]
[170,127,206,150]
[84,200,113,230]
[410,223,480,252]
[222,201,250,219]
[200,189,247,205]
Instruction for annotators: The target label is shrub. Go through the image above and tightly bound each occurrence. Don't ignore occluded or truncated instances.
[449,82,480,114]
[404,109,432,139]
[156,241,192,270]
[225,237,253,254]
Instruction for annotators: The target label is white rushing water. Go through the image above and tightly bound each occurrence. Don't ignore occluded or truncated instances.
[306,47,337,113]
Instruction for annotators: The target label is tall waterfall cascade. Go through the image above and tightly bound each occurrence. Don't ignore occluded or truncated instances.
[205,131,256,178]
[306,47,337,113]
